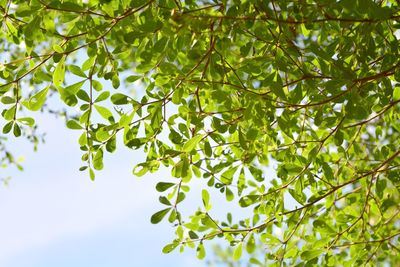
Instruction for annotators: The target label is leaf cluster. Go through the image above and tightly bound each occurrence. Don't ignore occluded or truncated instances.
[1,0,400,265]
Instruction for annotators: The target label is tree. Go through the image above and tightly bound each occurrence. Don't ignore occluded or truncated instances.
[1,0,400,265]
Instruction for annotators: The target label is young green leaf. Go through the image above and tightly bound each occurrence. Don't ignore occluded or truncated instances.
[197,243,206,260]
[182,134,203,152]
[89,168,95,181]
[246,234,256,253]
[68,65,87,78]
[162,242,178,254]
[25,85,49,111]
[94,91,110,103]
[112,74,120,89]
[126,75,141,83]
[3,106,16,121]
[93,149,104,170]
[202,189,210,210]
[66,120,83,130]
[94,105,114,122]
[220,166,239,185]
[233,242,243,261]
[17,117,35,127]
[301,249,324,260]
[53,56,65,87]
[53,44,63,53]
[225,187,234,201]
[132,163,149,177]
[393,86,400,101]
[58,81,85,104]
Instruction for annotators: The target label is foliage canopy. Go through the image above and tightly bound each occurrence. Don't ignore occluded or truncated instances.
[1,0,400,265]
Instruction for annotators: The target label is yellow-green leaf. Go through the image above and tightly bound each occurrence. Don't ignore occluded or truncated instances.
[182,134,203,152]
[233,242,243,261]
[53,56,65,87]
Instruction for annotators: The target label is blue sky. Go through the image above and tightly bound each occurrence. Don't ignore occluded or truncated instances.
[0,112,207,267]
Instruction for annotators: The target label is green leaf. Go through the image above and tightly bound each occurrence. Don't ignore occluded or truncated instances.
[3,106,16,121]
[239,195,259,207]
[82,57,95,71]
[13,123,21,137]
[2,121,13,134]
[156,182,175,192]
[168,209,177,223]
[202,189,211,210]
[5,20,18,36]
[57,81,85,106]
[225,187,234,201]
[270,80,286,100]
[182,134,203,152]
[376,179,386,198]
[66,120,83,130]
[282,163,303,175]
[93,149,104,170]
[68,65,87,78]
[91,80,102,91]
[159,196,171,206]
[53,56,65,87]
[111,93,129,105]
[189,230,199,239]
[197,243,206,260]
[95,128,111,141]
[53,44,63,53]
[322,163,334,181]
[301,249,324,260]
[119,112,134,127]
[204,140,212,157]
[289,189,305,205]
[393,86,400,101]
[24,85,49,111]
[246,128,258,140]
[233,242,243,261]
[94,105,114,122]
[77,90,90,102]
[89,168,95,181]
[62,81,86,96]
[79,166,88,171]
[249,258,263,266]
[221,166,238,185]
[132,163,149,177]
[1,96,15,104]
[150,208,171,224]
[17,117,35,127]
[162,242,178,254]
[246,234,256,253]
[105,135,117,153]
[126,75,141,83]
[112,75,120,89]
[94,91,110,103]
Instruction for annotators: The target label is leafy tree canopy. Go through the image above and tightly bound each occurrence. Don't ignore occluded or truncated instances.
[1,0,400,265]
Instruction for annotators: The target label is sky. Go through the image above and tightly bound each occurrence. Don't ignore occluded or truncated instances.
[0,112,208,267]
